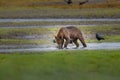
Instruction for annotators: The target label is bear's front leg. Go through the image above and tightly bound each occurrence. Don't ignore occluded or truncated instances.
[58,40,64,49]
[64,39,70,49]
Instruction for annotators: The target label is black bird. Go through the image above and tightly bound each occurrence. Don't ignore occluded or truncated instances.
[64,0,72,4]
[79,0,88,5]
[96,33,105,41]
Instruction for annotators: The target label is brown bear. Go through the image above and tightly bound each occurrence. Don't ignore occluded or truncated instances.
[54,26,87,49]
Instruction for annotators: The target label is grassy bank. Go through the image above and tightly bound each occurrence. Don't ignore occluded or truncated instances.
[78,25,120,42]
[0,0,120,18]
[1,20,120,27]
[0,27,52,44]
[0,0,120,8]
[0,50,120,80]
[0,8,120,18]
[0,28,50,36]
[0,25,120,44]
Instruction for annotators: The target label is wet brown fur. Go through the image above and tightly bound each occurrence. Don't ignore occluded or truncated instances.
[55,26,87,49]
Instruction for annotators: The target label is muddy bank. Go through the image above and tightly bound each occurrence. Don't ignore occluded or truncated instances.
[0,42,120,53]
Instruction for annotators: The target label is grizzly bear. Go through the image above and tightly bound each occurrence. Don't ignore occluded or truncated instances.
[54,26,87,49]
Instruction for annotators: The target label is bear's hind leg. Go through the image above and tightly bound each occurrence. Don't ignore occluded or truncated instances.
[73,40,79,48]
[79,37,87,47]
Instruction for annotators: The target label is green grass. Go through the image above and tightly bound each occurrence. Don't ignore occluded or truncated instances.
[0,20,120,27]
[0,7,120,18]
[0,27,51,38]
[0,0,120,8]
[0,28,52,44]
[78,25,120,42]
[0,25,120,44]
[0,0,120,18]
[0,27,50,35]
[0,50,120,80]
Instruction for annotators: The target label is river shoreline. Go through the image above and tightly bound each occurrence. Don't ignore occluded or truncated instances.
[0,42,120,53]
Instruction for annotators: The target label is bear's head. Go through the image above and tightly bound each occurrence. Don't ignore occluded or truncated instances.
[54,36,64,49]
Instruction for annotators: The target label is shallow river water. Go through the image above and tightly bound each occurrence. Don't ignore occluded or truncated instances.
[0,18,120,22]
[0,42,120,53]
